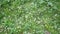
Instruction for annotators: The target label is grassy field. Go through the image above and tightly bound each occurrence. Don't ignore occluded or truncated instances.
[0,0,60,34]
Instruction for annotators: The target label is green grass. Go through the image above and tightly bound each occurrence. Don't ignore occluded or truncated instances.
[0,0,60,34]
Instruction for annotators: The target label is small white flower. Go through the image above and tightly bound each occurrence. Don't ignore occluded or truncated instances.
[17,26,21,28]
[27,32,31,34]
[25,15,28,18]
[37,21,41,24]
[34,18,36,21]
[58,28,60,30]
[3,17,6,19]
[31,2,34,5]
[29,12,31,14]
[48,2,53,6]
[17,6,21,9]
[8,15,10,18]
[23,31,27,34]
[39,0,44,4]
[54,14,57,16]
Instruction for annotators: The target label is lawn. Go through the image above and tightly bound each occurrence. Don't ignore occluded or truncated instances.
[0,0,60,34]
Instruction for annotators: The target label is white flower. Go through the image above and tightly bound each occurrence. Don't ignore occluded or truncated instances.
[48,2,53,6]
[25,15,28,18]
[17,6,22,9]
[54,14,57,16]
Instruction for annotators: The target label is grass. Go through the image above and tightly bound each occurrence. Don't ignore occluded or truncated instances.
[0,0,60,34]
